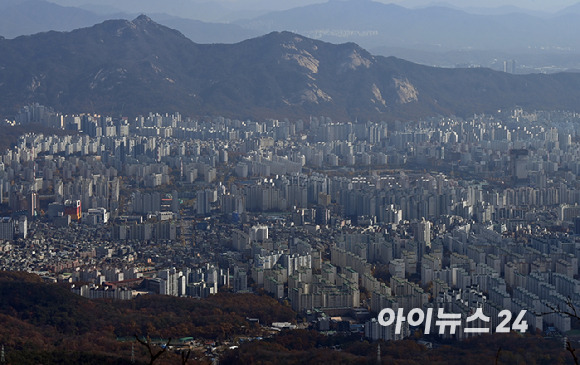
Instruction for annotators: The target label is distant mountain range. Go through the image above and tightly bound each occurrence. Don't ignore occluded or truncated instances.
[0,0,109,38]
[1,16,580,121]
[6,0,580,51]
[0,0,259,44]
[3,0,580,72]
[234,0,580,71]
[234,0,580,52]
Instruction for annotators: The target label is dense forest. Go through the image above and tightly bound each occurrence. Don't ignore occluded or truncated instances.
[0,272,575,364]
[222,330,574,364]
[0,272,294,364]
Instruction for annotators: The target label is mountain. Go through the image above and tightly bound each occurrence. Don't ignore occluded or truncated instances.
[0,0,107,39]
[557,2,580,15]
[52,0,326,22]
[458,5,550,17]
[4,1,580,73]
[2,16,580,121]
[235,0,580,57]
[47,0,233,22]
[149,14,259,44]
[0,0,258,44]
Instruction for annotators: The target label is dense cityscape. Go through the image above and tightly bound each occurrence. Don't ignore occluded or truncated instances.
[1,104,580,358]
[4,0,580,362]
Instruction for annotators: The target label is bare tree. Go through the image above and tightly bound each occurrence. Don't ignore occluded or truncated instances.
[543,296,579,365]
[495,347,501,365]
[566,342,579,365]
[135,334,172,365]
[181,349,191,365]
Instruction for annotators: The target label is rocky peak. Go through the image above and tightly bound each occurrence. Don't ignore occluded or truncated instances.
[132,14,153,26]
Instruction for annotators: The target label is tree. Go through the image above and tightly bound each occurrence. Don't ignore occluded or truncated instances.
[543,296,580,365]
[181,349,191,365]
[135,335,171,365]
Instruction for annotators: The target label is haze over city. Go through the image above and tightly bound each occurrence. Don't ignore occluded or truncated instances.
[2,0,580,364]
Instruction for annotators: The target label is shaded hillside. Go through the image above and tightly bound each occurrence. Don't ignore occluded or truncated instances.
[0,271,295,364]
[2,16,580,121]
[222,329,572,365]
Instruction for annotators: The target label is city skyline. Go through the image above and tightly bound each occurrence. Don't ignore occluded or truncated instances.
[1,0,580,363]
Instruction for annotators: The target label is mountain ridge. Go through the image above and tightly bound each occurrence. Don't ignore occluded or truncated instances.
[2,16,580,121]
[4,1,580,72]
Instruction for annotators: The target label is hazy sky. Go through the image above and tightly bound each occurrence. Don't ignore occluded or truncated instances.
[391,0,579,11]
[45,0,580,19]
